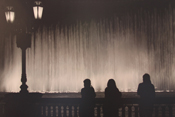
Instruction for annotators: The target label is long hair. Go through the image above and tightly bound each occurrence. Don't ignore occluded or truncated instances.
[107,79,117,88]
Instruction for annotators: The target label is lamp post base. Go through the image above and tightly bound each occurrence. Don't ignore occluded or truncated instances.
[20,84,28,93]
[20,73,28,93]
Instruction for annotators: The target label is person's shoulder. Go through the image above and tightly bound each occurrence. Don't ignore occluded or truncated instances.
[90,87,95,90]
[140,82,144,85]
[151,83,155,88]
[138,83,144,86]
[104,87,109,92]
[116,87,120,91]
[116,88,121,94]
[81,88,85,92]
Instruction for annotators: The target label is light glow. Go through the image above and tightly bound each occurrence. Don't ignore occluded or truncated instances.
[5,6,15,23]
[33,6,38,19]
[38,7,43,19]
[33,1,43,19]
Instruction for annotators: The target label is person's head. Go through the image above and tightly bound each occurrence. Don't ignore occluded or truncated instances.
[107,79,117,88]
[84,79,91,88]
[143,73,151,83]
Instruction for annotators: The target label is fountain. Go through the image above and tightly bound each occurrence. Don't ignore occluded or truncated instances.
[0,3,175,93]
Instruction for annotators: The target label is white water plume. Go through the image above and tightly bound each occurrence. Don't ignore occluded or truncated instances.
[1,7,175,92]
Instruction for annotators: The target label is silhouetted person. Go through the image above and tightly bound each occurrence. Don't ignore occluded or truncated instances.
[80,79,96,117]
[137,73,155,117]
[103,79,122,117]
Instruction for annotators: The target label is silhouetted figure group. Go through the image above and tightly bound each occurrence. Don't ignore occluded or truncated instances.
[80,73,155,117]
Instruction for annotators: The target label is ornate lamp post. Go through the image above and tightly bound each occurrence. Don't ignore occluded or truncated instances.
[5,1,44,93]
[4,1,43,117]
[5,6,31,93]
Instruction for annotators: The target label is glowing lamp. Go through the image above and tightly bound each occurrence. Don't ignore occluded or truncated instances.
[33,1,43,19]
[5,6,15,23]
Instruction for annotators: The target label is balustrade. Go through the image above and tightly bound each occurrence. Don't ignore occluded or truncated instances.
[0,97,175,117]
[37,98,175,117]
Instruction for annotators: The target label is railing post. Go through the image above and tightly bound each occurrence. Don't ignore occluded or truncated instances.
[48,106,51,116]
[78,105,80,117]
[97,105,101,117]
[63,105,67,117]
[122,105,125,117]
[162,106,165,117]
[56,106,59,117]
[135,106,139,117]
[40,106,43,117]
[58,106,61,117]
[69,105,72,117]
[128,105,132,117]
[53,106,56,117]
[168,105,173,117]
[74,105,78,117]
[44,106,48,117]
[155,106,159,117]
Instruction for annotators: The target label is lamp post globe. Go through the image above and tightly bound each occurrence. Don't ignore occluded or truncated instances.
[5,6,15,23]
[33,1,43,19]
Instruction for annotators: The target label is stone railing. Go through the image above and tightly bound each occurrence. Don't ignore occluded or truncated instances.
[37,97,175,117]
[0,96,175,117]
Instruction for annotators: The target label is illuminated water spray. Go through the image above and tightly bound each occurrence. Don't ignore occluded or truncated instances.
[1,7,175,92]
